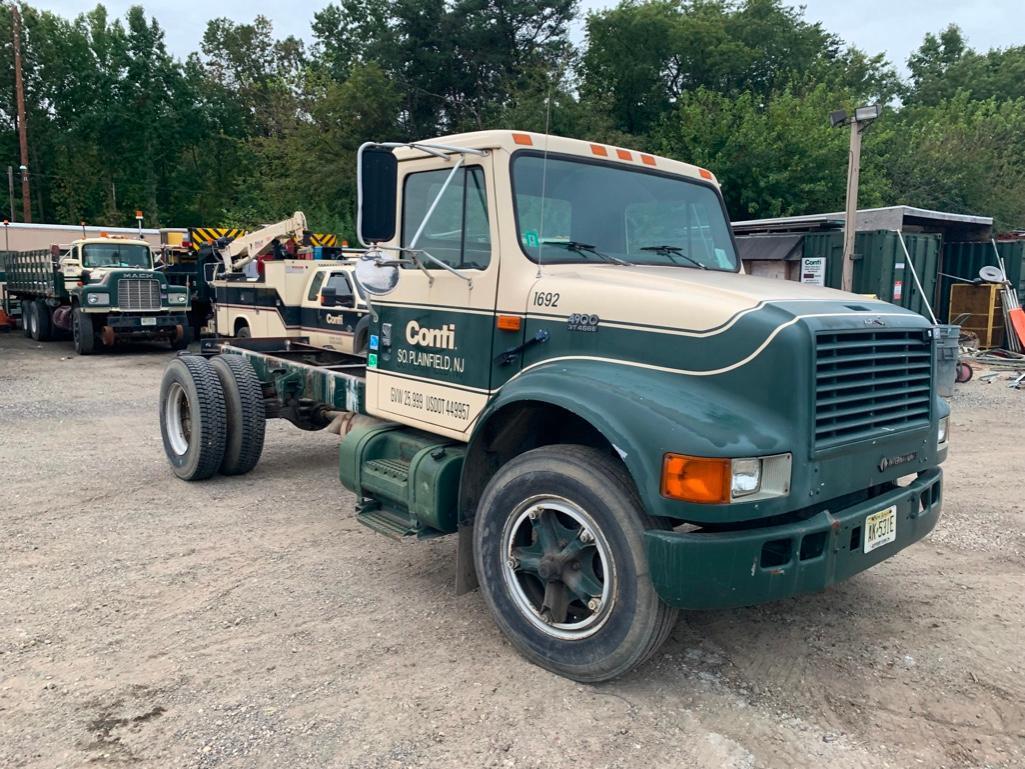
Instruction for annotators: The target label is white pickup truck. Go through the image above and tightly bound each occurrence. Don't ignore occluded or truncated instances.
[213,259,370,353]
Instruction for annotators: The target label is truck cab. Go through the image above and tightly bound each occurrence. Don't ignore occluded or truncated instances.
[213,260,370,352]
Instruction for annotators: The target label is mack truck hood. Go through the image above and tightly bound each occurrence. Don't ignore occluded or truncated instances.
[527,264,922,333]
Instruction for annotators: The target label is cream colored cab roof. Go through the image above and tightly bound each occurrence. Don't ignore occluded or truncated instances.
[72,237,151,248]
[394,130,719,187]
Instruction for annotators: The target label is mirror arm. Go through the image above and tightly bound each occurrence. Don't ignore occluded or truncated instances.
[407,156,465,251]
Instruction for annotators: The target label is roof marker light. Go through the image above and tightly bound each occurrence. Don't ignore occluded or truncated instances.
[699,169,714,180]
[616,149,632,161]
[640,154,656,166]
[512,133,533,146]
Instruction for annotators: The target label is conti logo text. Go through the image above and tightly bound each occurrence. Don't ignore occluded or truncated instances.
[406,321,456,349]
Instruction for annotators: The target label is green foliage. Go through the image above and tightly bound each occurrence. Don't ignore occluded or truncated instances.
[0,0,1021,234]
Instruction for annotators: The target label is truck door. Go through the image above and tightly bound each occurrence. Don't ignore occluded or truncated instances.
[301,269,363,351]
[366,154,500,441]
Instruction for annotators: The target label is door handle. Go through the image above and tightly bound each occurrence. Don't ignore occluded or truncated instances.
[496,328,549,366]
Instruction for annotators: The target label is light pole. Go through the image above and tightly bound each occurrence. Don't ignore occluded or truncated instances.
[830,104,881,293]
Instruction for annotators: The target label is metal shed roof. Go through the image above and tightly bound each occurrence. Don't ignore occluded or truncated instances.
[735,233,804,261]
[732,206,992,235]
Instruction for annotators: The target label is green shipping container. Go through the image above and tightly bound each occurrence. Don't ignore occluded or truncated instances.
[802,230,941,320]
[939,240,1025,323]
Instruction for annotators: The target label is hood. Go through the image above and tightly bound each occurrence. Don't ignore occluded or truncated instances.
[527,264,920,332]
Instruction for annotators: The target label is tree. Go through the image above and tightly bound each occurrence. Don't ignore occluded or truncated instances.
[654,84,891,220]
[580,0,892,137]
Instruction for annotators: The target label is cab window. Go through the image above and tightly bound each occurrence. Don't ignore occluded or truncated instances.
[307,271,326,301]
[325,273,354,303]
[401,166,491,269]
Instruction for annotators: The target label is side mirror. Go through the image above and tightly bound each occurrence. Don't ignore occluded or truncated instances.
[357,144,397,244]
[320,286,337,306]
[354,251,399,295]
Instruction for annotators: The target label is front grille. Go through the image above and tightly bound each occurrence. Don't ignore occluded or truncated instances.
[814,329,932,450]
[118,278,161,310]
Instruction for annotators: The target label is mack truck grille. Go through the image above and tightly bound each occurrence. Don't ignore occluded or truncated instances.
[118,278,161,311]
[814,329,932,450]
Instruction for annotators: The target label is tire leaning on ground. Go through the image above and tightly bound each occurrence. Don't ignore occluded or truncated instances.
[210,354,266,476]
[159,356,227,481]
[473,444,678,682]
[72,308,95,355]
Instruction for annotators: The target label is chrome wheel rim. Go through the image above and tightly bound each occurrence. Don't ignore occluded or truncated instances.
[164,382,191,456]
[501,495,615,640]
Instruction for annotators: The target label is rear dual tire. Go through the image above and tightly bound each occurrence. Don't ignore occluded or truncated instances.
[26,300,53,342]
[211,355,266,476]
[159,354,265,481]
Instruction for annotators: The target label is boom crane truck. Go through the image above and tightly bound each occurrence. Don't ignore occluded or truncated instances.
[158,131,949,681]
[209,213,371,351]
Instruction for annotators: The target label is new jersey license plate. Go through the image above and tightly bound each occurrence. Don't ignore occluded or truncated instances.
[864,505,897,553]
[140,317,157,326]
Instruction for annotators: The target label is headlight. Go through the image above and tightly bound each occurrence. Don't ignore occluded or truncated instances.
[937,416,949,445]
[169,293,188,304]
[86,292,109,305]
[730,458,761,498]
[661,453,791,503]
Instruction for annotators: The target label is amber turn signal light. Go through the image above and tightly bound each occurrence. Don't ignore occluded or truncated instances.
[661,453,731,504]
[496,315,522,331]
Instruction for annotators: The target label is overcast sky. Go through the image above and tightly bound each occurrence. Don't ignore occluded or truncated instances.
[32,0,1025,74]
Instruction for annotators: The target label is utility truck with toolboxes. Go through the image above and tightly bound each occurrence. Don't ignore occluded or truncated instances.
[4,235,190,353]
[158,131,949,681]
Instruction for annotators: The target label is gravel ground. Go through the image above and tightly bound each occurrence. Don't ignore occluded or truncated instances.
[1,332,1023,769]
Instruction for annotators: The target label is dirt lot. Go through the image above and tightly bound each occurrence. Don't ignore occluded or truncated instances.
[1,332,1023,769]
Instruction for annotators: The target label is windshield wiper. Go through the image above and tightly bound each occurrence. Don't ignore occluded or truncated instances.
[640,245,707,270]
[542,240,632,266]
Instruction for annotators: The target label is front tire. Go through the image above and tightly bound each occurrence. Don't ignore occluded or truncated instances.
[159,356,227,481]
[473,445,678,682]
[72,308,95,354]
[210,355,266,476]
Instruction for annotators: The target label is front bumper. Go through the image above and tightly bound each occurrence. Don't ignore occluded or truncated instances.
[105,313,187,337]
[645,469,942,610]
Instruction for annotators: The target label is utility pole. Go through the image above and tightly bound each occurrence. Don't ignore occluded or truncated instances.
[7,165,14,220]
[11,4,31,222]
[840,120,862,293]
[830,104,881,293]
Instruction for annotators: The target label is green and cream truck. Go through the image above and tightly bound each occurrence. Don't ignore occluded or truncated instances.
[4,235,191,354]
[158,131,948,681]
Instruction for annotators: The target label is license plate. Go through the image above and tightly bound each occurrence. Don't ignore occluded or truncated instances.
[141,317,157,326]
[864,505,897,553]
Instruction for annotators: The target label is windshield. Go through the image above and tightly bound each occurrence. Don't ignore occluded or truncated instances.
[512,153,738,271]
[82,243,152,269]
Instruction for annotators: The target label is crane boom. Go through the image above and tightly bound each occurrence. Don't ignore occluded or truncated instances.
[220,211,309,273]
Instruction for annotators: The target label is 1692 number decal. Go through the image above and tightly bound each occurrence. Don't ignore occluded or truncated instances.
[533,291,560,307]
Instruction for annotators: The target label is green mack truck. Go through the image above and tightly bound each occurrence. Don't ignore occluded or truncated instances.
[3,236,191,354]
[158,131,949,681]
